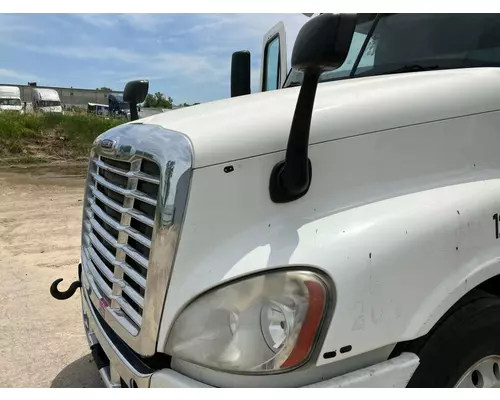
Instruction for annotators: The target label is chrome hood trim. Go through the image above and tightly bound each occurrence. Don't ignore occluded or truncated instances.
[81,122,193,356]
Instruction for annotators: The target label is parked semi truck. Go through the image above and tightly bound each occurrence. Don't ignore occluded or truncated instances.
[0,85,23,113]
[108,92,131,119]
[51,13,500,388]
[32,88,62,113]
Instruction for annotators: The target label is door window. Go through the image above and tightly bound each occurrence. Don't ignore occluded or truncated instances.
[263,36,281,91]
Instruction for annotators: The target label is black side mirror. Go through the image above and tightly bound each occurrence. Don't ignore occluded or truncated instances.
[124,79,149,121]
[269,13,356,203]
[231,51,251,98]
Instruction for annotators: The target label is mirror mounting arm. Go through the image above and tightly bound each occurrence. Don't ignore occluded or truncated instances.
[123,80,149,122]
[269,69,321,203]
[129,101,139,121]
[268,13,356,204]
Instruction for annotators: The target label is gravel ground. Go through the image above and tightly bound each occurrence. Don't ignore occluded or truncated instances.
[0,165,104,388]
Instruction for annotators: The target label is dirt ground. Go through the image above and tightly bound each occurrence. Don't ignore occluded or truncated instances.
[0,164,104,388]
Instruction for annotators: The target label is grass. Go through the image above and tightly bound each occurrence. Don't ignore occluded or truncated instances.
[0,111,125,165]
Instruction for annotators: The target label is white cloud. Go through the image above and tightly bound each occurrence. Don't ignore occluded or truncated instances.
[177,14,307,46]
[74,13,172,32]
[0,14,38,34]
[114,52,231,88]
[0,68,38,81]
[74,14,117,28]
[150,13,307,87]
[174,15,229,35]
[167,13,307,77]
[154,52,226,80]
[0,24,36,34]
[1,13,310,103]
[9,13,307,73]
[120,14,172,32]
[15,42,142,63]
[13,40,226,84]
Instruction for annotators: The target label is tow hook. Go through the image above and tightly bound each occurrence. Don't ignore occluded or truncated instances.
[50,278,82,300]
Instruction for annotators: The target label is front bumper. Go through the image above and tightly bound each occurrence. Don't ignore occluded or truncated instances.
[82,284,419,388]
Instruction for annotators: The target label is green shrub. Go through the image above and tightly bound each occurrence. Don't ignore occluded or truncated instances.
[0,112,125,163]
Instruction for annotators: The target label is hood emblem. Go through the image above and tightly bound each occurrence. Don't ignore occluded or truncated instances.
[100,138,116,150]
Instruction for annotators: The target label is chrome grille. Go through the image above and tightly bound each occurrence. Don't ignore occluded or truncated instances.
[80,123,193,356]
[82,154,160,333]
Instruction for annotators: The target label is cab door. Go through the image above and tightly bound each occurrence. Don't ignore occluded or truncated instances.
[260,21,288,92]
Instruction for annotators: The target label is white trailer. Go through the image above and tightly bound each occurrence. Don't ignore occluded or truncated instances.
[0,86,23,113]
[32,88,62,114]
[51,13,500,388]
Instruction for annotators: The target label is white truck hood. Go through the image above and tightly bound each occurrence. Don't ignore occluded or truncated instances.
[134,68,500,169]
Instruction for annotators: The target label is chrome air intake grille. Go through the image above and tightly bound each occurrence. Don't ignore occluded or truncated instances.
[82,153,160,333]
[80,123,193,356]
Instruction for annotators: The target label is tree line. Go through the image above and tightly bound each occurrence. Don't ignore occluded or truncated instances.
[143,92,200,109]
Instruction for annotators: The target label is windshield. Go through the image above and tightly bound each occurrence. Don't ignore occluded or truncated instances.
[0,98,21,106]
[285,14,500,87]
[39,100,61,107]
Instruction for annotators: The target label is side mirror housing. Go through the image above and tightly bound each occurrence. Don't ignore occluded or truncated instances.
[124,80,149,121]
[230,51,251,98]
[291,14,356,72]
[123,80,149,104]
[269,13,356,203]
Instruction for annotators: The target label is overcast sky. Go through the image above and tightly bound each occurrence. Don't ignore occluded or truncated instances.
[0,14,308,104]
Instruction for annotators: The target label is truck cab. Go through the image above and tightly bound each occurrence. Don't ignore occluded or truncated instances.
[52,13,500,388]
[108,93,131,119]
[0,85,23,113]
[32,88,63,113]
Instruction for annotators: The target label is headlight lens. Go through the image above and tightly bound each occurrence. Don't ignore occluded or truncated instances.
[165,270,328,373]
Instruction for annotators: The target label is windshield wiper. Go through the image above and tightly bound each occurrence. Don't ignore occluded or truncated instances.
[354,63,441,79]
[385,64,440,75]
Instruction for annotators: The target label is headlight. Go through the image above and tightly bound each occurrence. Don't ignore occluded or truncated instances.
[165,269,329,373]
